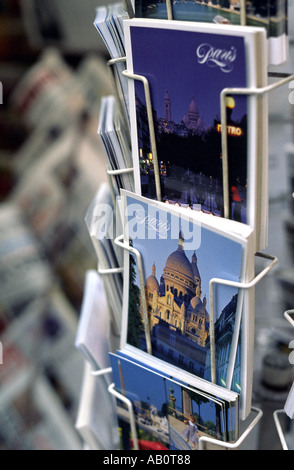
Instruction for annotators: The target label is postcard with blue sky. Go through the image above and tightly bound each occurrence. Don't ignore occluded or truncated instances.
[110,353,237,449]
[122,191,249,394]
[125,19,265,228]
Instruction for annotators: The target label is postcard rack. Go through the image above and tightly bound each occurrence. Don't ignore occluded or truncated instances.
[92,234,276,449]
[93,1,294,451]
[272,310,294,450]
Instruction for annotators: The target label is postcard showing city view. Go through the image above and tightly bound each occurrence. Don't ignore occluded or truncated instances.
[123,192,247,393]
[127,21,252,224]
[134,0,285,37]
[110,354,237,450]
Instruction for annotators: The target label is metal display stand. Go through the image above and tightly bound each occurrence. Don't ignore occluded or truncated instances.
[93,0,294,451]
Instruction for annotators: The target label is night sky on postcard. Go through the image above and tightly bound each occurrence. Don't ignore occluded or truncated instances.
[130,25,247,129]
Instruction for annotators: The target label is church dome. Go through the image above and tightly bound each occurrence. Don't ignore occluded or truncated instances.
[164,230,194,280]
[188,95,199,118]
[165,249,194,280]
[146,274,159,293]
[146,263,159,293]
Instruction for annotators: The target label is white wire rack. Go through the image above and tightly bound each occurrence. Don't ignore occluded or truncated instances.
[94,0,294,451]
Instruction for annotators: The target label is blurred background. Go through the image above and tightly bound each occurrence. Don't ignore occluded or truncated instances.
[0,0,117,451]
[0,0,294,450]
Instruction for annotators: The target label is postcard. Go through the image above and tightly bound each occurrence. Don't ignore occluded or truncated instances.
[133,0,270,27]
[85,183,123,334]
[76,362,120,450]
[98,95,134,193]
[124,18,267,251]
[120,190,254,418]
[94,5,130,122]
[75,270,112,375]
[109,352,238,449]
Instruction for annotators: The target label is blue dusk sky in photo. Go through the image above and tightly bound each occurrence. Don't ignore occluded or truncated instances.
[130,25,247,128]
[110,354,168,412]
[126,196,243,318]
[110,354,222,426]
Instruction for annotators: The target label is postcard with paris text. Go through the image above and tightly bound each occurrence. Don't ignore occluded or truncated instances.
[124,19,267,251]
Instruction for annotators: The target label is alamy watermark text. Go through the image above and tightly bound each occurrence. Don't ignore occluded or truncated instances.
[91,200,202,250]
